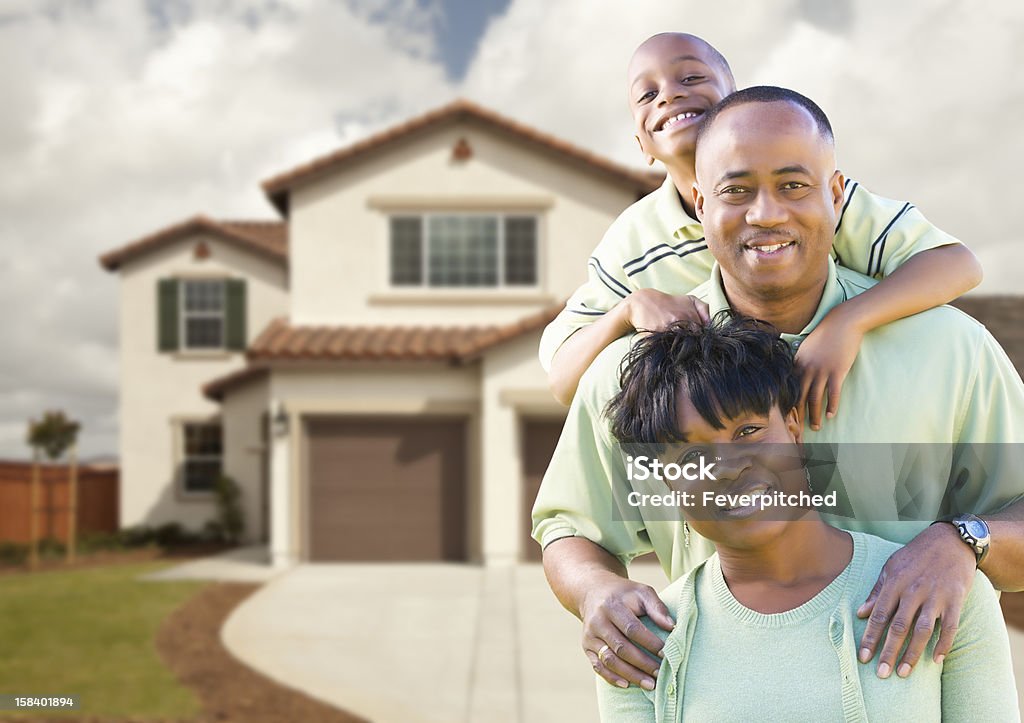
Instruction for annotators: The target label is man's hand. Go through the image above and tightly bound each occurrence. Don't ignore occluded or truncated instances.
[857,522,977,678]
[794,309,864,430]
[579,571,675,690]
[625,289,709,333]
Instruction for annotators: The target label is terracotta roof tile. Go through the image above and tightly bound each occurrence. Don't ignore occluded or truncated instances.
[261,98,663,214]
[99,215,287,271]
[236,304,561,367]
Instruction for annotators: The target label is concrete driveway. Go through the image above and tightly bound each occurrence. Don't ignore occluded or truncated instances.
[216,558,1024,722]
[220,562,669,723]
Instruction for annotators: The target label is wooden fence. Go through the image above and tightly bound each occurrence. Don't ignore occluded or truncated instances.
[0,460,119,544]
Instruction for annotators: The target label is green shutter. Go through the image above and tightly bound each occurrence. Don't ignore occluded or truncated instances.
[225,279,247,351]
[157,278,179,352]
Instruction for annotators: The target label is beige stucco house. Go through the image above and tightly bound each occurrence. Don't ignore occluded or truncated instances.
[100,99,661,567]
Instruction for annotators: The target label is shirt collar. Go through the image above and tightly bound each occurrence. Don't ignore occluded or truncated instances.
[704,257,848,344]
[653,175,704,241]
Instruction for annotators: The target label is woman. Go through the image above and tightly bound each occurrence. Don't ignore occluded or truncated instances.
[598,315,1018,721]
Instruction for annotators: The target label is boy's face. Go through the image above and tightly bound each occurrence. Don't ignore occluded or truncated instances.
[627,34,734,167]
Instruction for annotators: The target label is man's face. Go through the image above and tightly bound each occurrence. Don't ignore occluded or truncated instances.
[627,34,735,166]
[694,101,844,302]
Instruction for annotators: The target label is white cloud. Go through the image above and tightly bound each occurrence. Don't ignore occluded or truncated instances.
[0,0,452,459]
[464,0,1024,292]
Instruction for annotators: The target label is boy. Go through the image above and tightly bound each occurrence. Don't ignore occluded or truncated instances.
[540,33,982,430]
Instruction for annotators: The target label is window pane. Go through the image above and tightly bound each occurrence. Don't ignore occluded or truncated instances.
[183,424,221,493]
[185,317,223,348]
[427,216,498,287]
[184,460,220,492]
[184,280,224,311]
[504,217,537,285]
[185,424,222,456]
[390,217,423,285]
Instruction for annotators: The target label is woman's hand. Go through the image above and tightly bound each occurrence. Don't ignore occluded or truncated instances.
[579,571,675,690]
[625,289,709,333]
[794,307,865,430]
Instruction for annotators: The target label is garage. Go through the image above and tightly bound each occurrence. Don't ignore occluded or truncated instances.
[520,417,565,562]
[306,416,467,562]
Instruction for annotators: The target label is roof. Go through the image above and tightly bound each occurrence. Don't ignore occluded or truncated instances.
[99,215,287,271]
[202,304,562,401]
[261,98,664,215]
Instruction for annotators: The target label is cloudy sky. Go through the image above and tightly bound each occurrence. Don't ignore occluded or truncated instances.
[2,0,1022,460]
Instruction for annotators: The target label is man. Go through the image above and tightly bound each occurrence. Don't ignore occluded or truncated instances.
[533,86,1024,694]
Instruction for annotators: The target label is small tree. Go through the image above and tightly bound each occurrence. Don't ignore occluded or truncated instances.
[214,474,245,545]
[26,410,81,568]
[27,411,80,461]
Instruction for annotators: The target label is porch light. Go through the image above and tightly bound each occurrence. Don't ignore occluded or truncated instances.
[272,405,289,438]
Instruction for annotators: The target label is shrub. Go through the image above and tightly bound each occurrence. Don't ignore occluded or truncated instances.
[213,475,244,545]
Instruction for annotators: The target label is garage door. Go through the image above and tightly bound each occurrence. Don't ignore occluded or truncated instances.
[306,417,467,562]
[521,418,565,562]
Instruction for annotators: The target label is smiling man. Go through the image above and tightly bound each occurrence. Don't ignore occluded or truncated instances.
[533,86,1024,697]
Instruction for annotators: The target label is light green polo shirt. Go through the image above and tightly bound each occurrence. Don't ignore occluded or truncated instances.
[539,175,962,372]
[595,532,1020,722]
[531,259,1024,580]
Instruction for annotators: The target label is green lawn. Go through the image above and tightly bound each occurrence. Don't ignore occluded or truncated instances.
[0,562,206,719]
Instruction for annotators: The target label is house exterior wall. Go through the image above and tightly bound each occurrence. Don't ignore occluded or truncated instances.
[221,375,270,544]
[480,332,565,564]
[267,363,481,566]
[287,120,641,325]
[117,236,287,532]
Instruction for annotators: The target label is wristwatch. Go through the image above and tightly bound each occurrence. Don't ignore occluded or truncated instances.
[950,514,991,567]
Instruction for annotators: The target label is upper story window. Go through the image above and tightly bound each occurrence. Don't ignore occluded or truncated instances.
[182,279,225,349]
[389,214,538,288]
[157,277,247,353]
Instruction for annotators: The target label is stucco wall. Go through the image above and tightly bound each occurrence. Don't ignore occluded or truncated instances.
[288,119,641,325]
[480,332,565,563]
[117,235,287,531]
[221,375,270,544]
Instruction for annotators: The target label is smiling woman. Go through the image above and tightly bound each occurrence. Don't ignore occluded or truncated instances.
[597,315,1019,721]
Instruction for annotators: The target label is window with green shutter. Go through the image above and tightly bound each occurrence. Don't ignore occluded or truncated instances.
[157,278,246,353]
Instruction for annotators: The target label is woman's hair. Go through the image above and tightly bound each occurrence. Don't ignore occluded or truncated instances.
[606,313,800,443]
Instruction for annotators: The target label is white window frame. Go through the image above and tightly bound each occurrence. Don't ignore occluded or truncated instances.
[178,419,223,496]
[388,212,540,291]
[180,278,226,350]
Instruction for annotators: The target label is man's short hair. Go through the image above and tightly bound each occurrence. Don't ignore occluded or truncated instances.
[606,314,800,443]
[695,85,835,149]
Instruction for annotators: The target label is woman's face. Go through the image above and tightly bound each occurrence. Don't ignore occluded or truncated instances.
[665,389,809,549]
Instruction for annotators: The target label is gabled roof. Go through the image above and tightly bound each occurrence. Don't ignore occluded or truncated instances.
[99,215,287,272]
[202,304,562,401]
[261,98,664,215]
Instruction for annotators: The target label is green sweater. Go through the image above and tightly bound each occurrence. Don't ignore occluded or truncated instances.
[596,532,1019,722]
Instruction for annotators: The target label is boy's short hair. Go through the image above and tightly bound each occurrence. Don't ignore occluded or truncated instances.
[695,85,835,148]
[606,313,800,443]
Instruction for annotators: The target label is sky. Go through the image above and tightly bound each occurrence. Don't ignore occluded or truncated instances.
[1,0,1022,460]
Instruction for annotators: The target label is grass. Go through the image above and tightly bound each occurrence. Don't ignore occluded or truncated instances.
[0,561,206,719]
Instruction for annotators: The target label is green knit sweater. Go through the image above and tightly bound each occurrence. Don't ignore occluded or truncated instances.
[596,531,1019,722]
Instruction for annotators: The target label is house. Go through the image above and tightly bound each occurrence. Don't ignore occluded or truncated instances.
[100,99,661,567]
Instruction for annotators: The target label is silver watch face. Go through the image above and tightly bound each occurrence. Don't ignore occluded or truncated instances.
[964,519,988,539]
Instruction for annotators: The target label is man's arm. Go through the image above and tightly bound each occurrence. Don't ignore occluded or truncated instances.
[857,325,1024,677]
[543,537,673,691]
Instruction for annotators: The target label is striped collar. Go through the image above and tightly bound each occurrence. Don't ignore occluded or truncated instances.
[704,257,849,344]
[653,175,704,241]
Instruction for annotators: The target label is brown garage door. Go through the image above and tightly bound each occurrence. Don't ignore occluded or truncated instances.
[521,418,565,562]
[306,417,467,562]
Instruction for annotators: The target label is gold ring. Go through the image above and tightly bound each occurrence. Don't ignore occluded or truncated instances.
[598,644,612,661]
